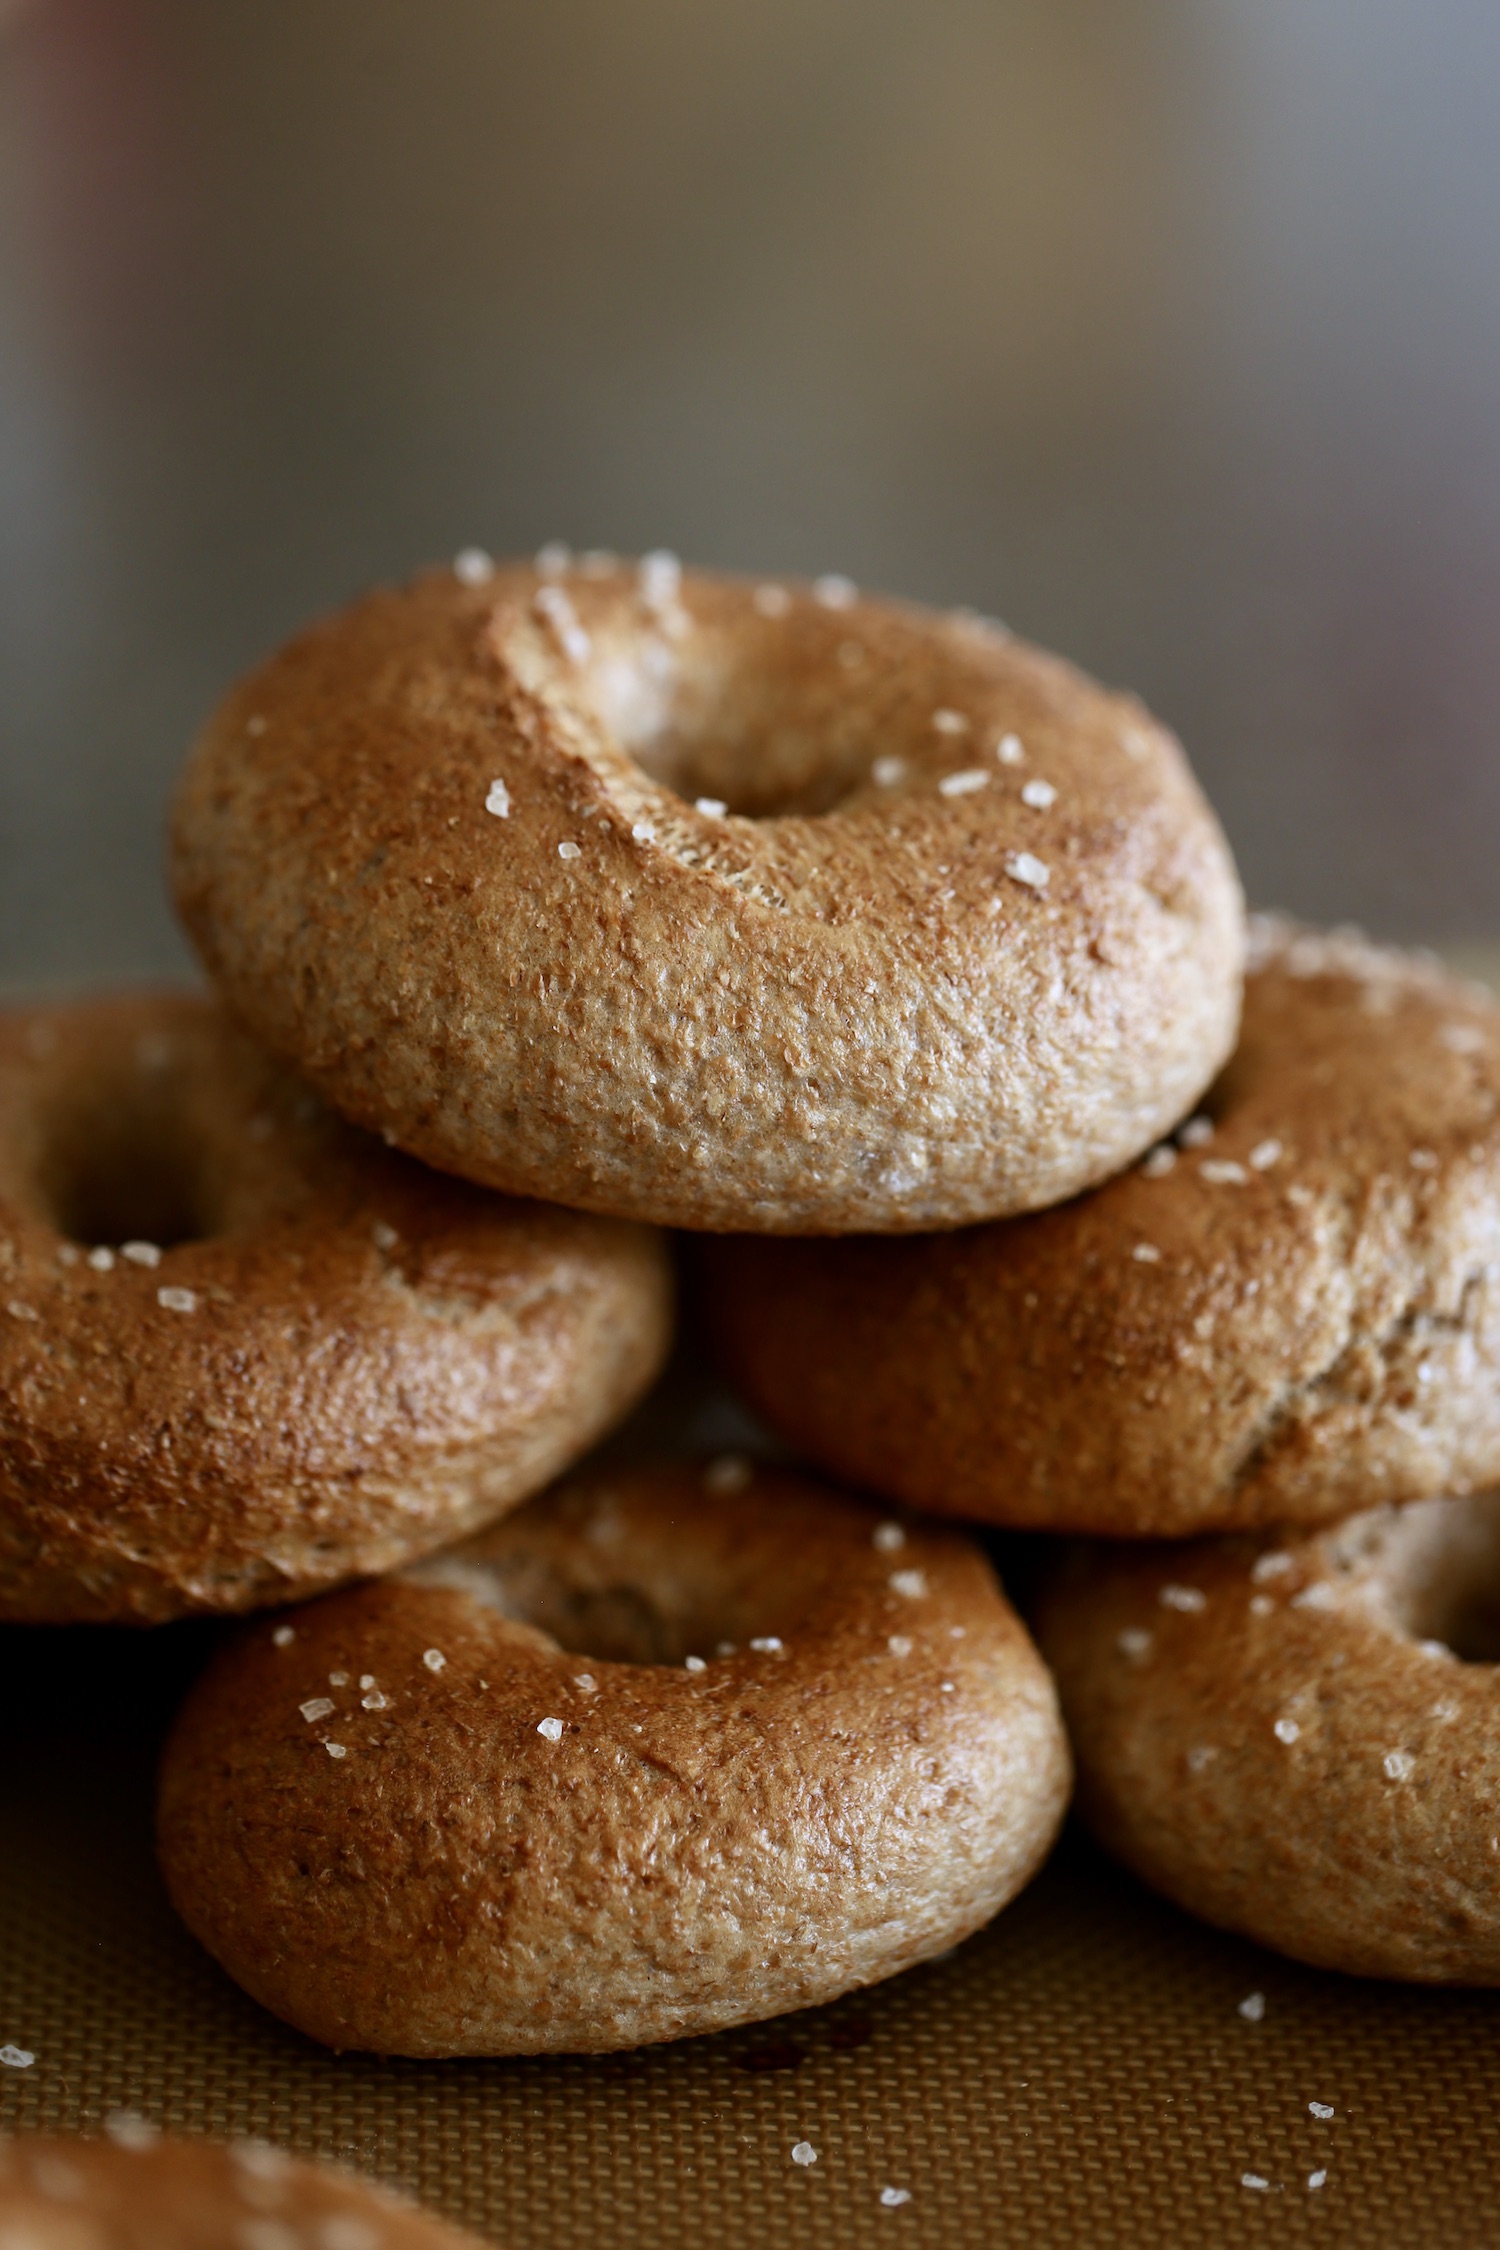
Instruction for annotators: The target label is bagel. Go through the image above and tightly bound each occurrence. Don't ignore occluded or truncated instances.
[704,918,1500,1535]
[0,2127,483,2247]
[156,1458,1070,2056]
[1035,1489,1500,1982]
[170,552,1243,1233]
[0,993,670,1622]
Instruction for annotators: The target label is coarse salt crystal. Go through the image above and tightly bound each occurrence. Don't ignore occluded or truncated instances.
[300,1698,335,1723]
[1159,1584,1206,1612]
[996,733,1025,764]
[453,547,494,586]
[1248,1139,1283,1171]
[938,768,989,797]
[1021,778,1057,809]
[1383,1749,1414,1781]
[272,1626,295,1647]
[1005,851,1049,891]
[1242,2174,1271,2192]
[888,1635,913,1658]
[890,1569,928,1599]
[88,1247,115,1271]
[1249,1594,1274,1617]
[534,584,591,663]
[880,2186,913,2207]
[1200,1160,1249,1185]
[932,709,969,735]
[695,797,728,817]
[361,1691,388,1711]
[1251,1552,1293,1583]
[1118,1628,1152,1660]
[684,1655,707,1674]
[485,779,511,818]
[1274,1718,1301,1744]
[813,575,855,608]
[873,1522,906,1552]
[791,2142,819,2167]
[750,1636,784,1654]
[6,1300,36,1321]
[1140,1146,1177,1178]
[573,1673,597,1693]
[0,2045,35,2068]
[157,1286,197,1313]
[639,549,681,606]
[1290,1582,1336,1611]
[631,821,656,844]
[371,1220,399,1252]
[1239,1991,1266,2021]
[423,1648,446,1672]
[1178,1116,1214,1148]
[1308,2170,1328,2191]
[121,1241,161,1267]
[873,756,906,787]
[1309,2102,1335,2120]
[1132,1243,1162,1263]
[1410,1147,1439,1170]
[537,1716,565,1742]
[558,840,582,861]
[325,1742,347,1760]
[1186,1745,1219,1773]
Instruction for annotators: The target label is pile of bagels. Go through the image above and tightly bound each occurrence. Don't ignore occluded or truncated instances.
[8,551,1500,2138]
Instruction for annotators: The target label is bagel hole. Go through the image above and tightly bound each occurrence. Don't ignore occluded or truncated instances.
[410,1551,752,1668]
[1395,1498,1500,1663]
[39,1107,214,1251]
[591,645,885,819]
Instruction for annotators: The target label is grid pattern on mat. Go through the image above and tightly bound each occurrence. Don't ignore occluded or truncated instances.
[3,1621,1498,2249]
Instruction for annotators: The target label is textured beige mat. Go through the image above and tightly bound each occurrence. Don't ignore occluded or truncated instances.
[3,1616,1498,2249]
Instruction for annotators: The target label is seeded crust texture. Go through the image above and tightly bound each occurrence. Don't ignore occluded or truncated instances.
[705,920,1500,1535]
[0,2131,484,2248]
[1035,1491,1500,1982]
[0,993,671,1623]
[157,1460,1070,2057]
[169,557,1243,1233]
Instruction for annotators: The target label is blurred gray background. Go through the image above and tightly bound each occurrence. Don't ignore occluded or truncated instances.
[2,0,1498,987]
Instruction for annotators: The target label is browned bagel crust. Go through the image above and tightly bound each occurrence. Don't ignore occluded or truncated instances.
[157,1460,1070,2056]
[1034,1492,1500,1982]
[170,556,1243,1233]
[704,920,1500,1534]
[0,994,671,1623]
[0,2129,484,2247]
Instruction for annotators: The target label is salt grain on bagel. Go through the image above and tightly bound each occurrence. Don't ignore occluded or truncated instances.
[170,556,1243,1232]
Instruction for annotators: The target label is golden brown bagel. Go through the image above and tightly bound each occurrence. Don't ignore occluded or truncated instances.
[704,919,1500,1534]
[157,1459,1070,2056]
[170,553,1243,1233]
[0,2127,484,2248]
[1035,1490,1500,1982]
[0,993,670,1622]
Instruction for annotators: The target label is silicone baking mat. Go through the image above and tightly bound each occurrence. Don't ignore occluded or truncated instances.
[4,1607,1499,2250]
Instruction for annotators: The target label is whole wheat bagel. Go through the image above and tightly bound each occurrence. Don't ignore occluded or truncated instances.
[170,552,1243,1233]
[1035,1489,1500,1981]
[157,1458,1070,2056]
[0,993,670,1622]
[705,919,1500,1534]
[0,2127,483,2248]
